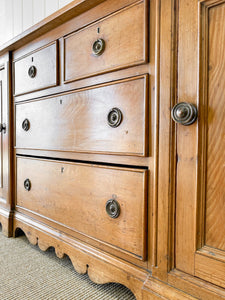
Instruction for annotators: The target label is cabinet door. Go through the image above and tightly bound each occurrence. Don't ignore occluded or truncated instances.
[0,58,10,209]
[175,0,225,288]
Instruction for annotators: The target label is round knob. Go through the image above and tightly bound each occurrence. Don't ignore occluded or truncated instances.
[171,102,197,126]
[24,179,31,191]
[106,199,120,219]
[28,65,37,78]
[22,119,30,131]
[107,108,123,128]
[0,123,6,133]
[92,38,105,56]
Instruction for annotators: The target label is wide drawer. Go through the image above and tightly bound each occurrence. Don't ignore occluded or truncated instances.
[64,0,147,83]
[16,157,147,260]
[13,41,58,96]
[15,76,148,156]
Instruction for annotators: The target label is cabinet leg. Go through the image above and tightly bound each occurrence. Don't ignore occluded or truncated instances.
[0,208,13,237]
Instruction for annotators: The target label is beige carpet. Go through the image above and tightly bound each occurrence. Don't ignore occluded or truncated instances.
[0,229,136,300]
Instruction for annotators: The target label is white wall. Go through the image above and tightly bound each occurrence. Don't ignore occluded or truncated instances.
[0,0,73,45]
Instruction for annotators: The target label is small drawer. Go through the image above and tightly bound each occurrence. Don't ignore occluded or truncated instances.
[16,157,147,260]
[64,0,147,83]
[15,75,148,156]
[13,41,58,96]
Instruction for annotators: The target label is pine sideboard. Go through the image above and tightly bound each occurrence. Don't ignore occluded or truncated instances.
[0,0,224,299]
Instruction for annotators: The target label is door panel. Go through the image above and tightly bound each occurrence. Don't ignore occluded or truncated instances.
[175,0,225,288]
[205,3,225,251]
[175,0,198,275]
[0,81,2,189]
[0,57,10,207]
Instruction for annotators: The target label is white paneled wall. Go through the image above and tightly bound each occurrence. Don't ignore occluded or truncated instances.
[0,0,73,45]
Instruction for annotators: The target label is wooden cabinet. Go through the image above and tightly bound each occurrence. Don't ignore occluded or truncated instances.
[174,0,225,290]
[0,0,224,299]
[0,53,13,237]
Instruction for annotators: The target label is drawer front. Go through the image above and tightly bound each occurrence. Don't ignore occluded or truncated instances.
[64,1,147,82]
[16,157,147,260]
[16,76,148,156]
[13,42,58,96]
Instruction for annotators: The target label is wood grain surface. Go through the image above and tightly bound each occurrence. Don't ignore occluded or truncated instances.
[175,0,198,275]
[13,41,58,95]
[15,76,148,156]
[64,0,147,82]
[0,0,223,298]
[205,3,225,251]
[175,0,225,291]
[16,156,147,260]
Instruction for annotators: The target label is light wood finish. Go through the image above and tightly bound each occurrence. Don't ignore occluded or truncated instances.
[0,207,13,237]
[15,148,152,167]
[0,0,224,299]
[64,0,147,82]
[175,0,225,290]
[142,277,197,300]
[13,41,58,96]
[14,64,150,104]
[12,214,201,300]
[16,156,147,260]
[13,214,147,300]
[0,81,3,188]
[168,269,225,300]
[15,76,148,156]
[151,0,176,281]
[12,0,147,103]
[205,3,225,251]
[12,0,139,61]
[175,0,198,275]
[195,253,225,289]
[0,53,13,237]
[0,60,9,204]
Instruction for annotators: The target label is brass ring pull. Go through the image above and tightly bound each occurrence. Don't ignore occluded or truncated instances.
[0,123,6,134]
[105,199,120,219]
[22,119,30,131]
[24,179,31,191]
[92,38,105,56]
[107,108,122,128]
[171,102,197,126]
[28,65,37,78]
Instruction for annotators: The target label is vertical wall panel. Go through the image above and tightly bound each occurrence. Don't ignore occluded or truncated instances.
[4,0,14,42]
[0,0,6,45]
[13,0,23,37]
[22,0,33,31]
[45,0,59,17]
[59,0,72,8]
[33,0,45,24]
[0,0,73,45]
